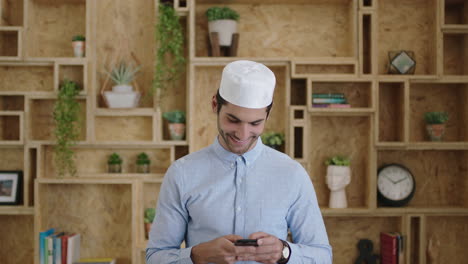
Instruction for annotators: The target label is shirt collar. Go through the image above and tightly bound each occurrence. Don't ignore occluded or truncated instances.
[212,136,264,166]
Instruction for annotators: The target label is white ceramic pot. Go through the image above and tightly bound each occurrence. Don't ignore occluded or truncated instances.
[104,91,141,108]
[326,165,351,209]
[208,19,238,46]
[72,41,85,57]
[112,84,133,93]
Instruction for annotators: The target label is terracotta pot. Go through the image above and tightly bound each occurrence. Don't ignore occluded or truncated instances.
[145,222,152,239]
[72,41,85,57]
[169,123,186,140]
[426,124,445,141]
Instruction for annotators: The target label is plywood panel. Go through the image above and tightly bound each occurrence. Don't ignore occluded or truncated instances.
[0,0,24,26]
[43,146,171,176]
[409,83,467,142]
[38,184,132,264]
[443,34,467,75]
[0,65,53,92]
[26,0,86,57]
[311,81,372,108]
[307,116,370,208]
[0,115,20,140]
[378,0,437,75]
[425,215,468,263]
[378,150,468,208]
[95,116,152,142]
[0,147,24,170]
[195,2,355,57]
[324,216,401,264]
[0,30,19,56]
[378,82,404,142]
[143,182,161,210]
[0,215,34,264]
[0,95,24,110]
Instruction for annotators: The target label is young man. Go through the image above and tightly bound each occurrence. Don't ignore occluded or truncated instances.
[146,60,332,264]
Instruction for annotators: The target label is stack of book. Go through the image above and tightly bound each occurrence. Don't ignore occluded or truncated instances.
[380,232,404,264]
[312,93,350,108]
[39,228,81,264]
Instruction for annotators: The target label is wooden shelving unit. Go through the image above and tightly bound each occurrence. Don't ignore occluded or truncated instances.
[0,0,467,264]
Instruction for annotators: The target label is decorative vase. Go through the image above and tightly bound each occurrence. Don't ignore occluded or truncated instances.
[72,41,85,57]
[108,163,122,173]
[326,165,351,209]
[104,90,141,108]
[426,124,445,141]
[208,19,238,46]
[168,123,185,140]
[137,164,150,173]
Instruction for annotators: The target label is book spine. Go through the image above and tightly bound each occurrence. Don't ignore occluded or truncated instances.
[312,98,347,104]
[312,93,345,98]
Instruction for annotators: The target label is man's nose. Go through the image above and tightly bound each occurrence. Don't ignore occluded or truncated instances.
[236,123,250,140]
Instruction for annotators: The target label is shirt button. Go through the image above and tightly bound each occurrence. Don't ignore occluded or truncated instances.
[231,163,235,168]
[237,157,242,162]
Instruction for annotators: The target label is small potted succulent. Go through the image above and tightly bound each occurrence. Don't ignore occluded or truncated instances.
[424,111,449,141]
[163,110,186,140]
[108,152,123,173]
[103,61,141,108]
[72,35,85,57]
[261,131,285,151]
[325,155,351,209]
[144,208,156,239]
[136,152,151,173]
[206,6,240,46]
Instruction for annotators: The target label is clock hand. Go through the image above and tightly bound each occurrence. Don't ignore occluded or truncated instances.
[384,174,396,184]
[395,177,408,184]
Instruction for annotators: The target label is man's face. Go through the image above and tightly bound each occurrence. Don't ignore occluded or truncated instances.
[213,98,268,155]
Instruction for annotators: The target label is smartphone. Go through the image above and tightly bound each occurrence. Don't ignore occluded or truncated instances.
[234,239,258,247]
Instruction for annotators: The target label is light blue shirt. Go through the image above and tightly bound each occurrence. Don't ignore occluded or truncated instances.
[146,137,332,263]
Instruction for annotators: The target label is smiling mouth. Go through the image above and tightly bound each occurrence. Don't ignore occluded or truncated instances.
[229,135,249,145]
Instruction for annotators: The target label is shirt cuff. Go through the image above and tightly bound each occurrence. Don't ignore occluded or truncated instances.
[178,247,195,264]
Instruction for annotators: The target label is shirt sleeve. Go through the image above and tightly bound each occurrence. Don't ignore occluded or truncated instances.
[286,164,333,264]
[146,162,194,264]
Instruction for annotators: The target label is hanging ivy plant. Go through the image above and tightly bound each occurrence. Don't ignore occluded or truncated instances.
[152,2,186,103]
[53,79,81,177]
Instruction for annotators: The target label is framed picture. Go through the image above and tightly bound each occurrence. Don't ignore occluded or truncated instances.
[388,50,416,74]
[0,171,22,205]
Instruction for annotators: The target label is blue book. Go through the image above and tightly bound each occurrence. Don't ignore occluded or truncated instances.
[39,228,55,264]
[53,232,65,264]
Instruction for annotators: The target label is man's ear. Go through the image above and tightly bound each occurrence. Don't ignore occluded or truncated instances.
[212,94,217,113]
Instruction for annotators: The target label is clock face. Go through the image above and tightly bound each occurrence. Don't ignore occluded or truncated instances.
[377,164,415,206]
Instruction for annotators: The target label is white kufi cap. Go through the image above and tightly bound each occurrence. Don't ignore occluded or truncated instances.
[219,60,276,109]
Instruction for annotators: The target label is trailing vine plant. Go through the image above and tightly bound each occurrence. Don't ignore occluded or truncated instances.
[53,79,81,177]
[152,2,186,104]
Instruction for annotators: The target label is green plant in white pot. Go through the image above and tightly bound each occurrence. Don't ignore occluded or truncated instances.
[163,110,186,140]
[206,6,240,46]
[424,111,449,141]
[72,35,85,57]
[103,61,141,108]
[325,155,351,209]
[136,152,151,173]
[108,152,123,173]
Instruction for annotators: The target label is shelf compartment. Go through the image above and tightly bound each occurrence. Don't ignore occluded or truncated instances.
[377,150,468,209]
[95,116,153,142]
[443,0,468,25]
[378,81,405,143]
[56,61,87,94]
[0,64,54,93]
[0,214,34,264]
[409,82,468,142]
[292,59,356,77]
[29,98,86,141]
[25,0,86,58]
[324,216,402,264]
[360,13,373,75]
[443,33,468,75]
[194,0,357,58]
[0,146,24,171]
[141,182,161,242]
[0,0,24,26]
[41,145,172,178]
[190,64,288,152]
[36,182,132,264]
[309,80,373,111]
[377,0,438,75]
[0,112,22,143]
[0,95,24,111]
[290,78,307,106]
[306,116,372,208]
[0,26,21,59]
[424,214,468,263]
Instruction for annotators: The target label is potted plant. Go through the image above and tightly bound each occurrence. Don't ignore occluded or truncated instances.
[136,152,151,173]
[206,6,239,46]
[103,61,141,108]
[72,35,85,57]
[144,208,156,239]
[261,131,285,150]
[108,152,123,173]
[424,111,449,141]
[163,110,186,140]
[152,2,186,104]
[325,155,351,209]
[53,79,81,177]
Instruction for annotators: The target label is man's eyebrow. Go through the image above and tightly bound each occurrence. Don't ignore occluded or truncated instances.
[226,113,264,123]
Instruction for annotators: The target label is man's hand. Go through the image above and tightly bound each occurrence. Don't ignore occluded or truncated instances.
[191,234,257,264]
[236,232,284,264]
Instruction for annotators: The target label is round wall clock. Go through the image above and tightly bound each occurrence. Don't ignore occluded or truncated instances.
[377,164,415,207]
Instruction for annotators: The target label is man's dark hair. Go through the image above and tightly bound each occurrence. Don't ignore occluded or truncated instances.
[216,90,273,117]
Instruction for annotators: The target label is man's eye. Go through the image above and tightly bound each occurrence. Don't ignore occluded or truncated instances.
[251,122,261,126]
[228,119,239,123]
